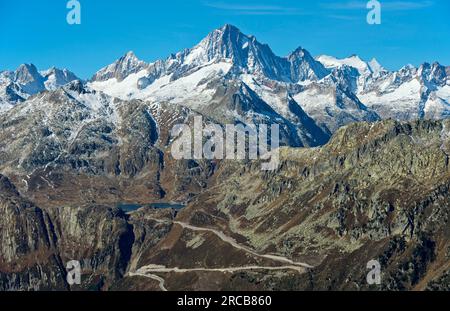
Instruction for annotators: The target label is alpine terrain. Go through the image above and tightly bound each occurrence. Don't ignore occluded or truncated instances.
[0,25,449,291]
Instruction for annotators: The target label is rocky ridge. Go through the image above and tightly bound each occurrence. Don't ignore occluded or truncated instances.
[1,119,449,290]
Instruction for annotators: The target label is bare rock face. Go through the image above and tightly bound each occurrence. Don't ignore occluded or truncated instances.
[167,119,450,290]
[0,82,219,207]
[0,174,66,290]
[1,24,449,292]
[91,51,148,83]
[1,119,450,291]
[0,175,136,290]
[48,205,135,288]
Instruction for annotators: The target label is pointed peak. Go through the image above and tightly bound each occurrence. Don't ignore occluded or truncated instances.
[206,24,247,42]
[418,61,445,70]
[42,66,64,74]
[290,46,306,54]
[91,51,148,82]
[219,24,241,33]
[14,64,42,81]
[120,51,140,61]
[41,66,76,76]
[402,64,416,70]
[369,57,380,65]
[16,63,39,73]
[368,58,385,74]
[125,50,136,57]
[115,50,146,67]
[431,61,444,68]
[348,54,362,59]
[288,46,313,59]
[40,66,57,77]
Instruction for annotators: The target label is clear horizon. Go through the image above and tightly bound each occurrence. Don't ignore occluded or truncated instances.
[1,0,449,79]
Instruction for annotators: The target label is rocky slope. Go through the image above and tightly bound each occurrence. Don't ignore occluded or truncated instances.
[1,119,448,290]
[89,24,380,140]
[1,25,449,145]
[0,173,148,290]
[0,24,449,291]
[125,119,449,290]
[0,174,66,290]
[88,24,449,137]
[0,81,218,206]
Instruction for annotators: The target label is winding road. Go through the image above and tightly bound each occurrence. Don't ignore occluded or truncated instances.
[173,221,313,268]
[129,270,168,291]
[129,219,314,291]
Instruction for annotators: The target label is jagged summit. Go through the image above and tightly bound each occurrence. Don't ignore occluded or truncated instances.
[186,23,255,65]
[418,61,447,87]
[91,50,148,82]
[220,23,240,31]
[0,63,80,109]
[41,67,80,90]
[197,25,329,82]
[288,47,330,81]
[367,58,384,74]
[316,54,382,76]
[13,64,45,92]
[14,64,42,83]
[213,23,244,39]
[89,24,332,85]
[124,50,137,57]
[1,24,449,141]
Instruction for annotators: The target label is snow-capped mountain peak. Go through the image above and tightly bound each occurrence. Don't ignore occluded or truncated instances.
[418,62,447,87]
[287,47,330,82]
[86,24,448,137]
[178,24,250,67]
[367,58,385,75]
[91,51,148,82]
[90,23,332,98]
[41,67,80,90]
[169,25,330,83]
[179,23,289,80]
[3,24,448,148]
[316,54,384,76]
[13,63,45,94]
[0,64,80,110]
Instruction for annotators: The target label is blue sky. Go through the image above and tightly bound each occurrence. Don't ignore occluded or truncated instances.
[1,0,449,78]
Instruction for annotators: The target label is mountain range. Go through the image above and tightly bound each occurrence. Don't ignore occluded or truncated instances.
[0,24,449,291]
[1,24,449,144]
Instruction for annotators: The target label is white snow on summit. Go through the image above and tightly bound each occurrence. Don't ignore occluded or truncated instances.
[316,54,385,76]
[1,24,449,144]
[0,64,80,110]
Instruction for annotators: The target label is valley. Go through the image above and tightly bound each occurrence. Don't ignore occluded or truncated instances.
[0,24,449,291]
